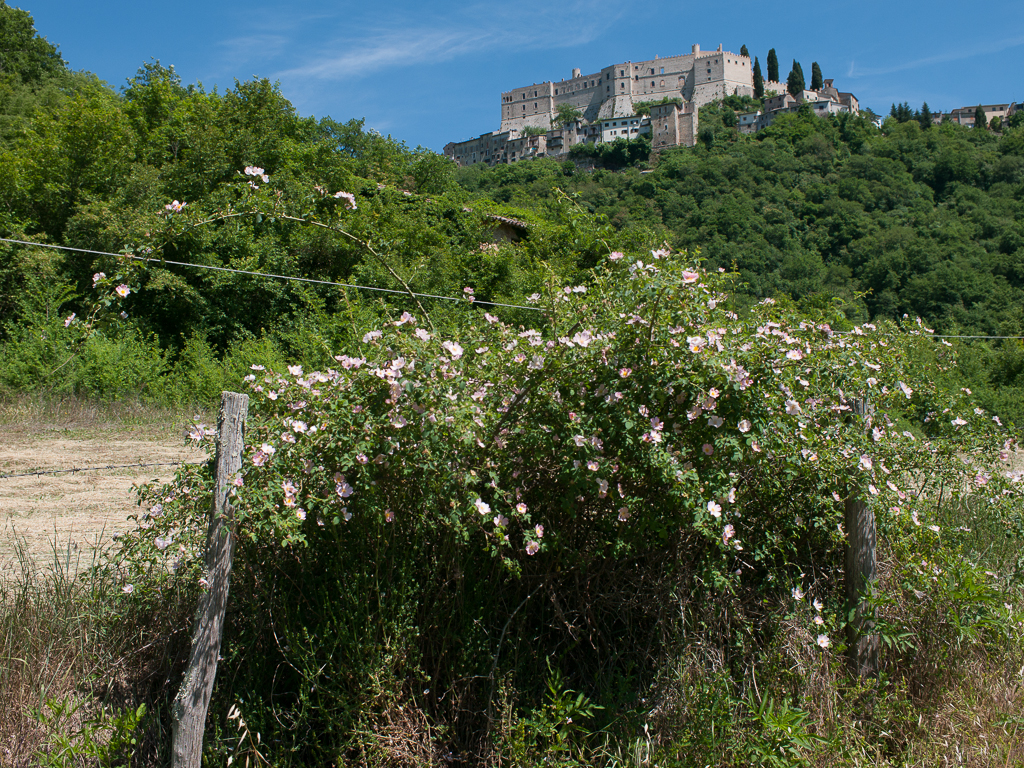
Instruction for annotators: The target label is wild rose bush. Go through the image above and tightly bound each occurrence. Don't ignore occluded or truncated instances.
[114,231,1023,762]
[122,238,1022,612]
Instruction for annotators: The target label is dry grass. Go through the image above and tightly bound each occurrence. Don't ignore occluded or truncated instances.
[0,396,204,765]
[902,654,1024,767]
[0,394,208,575]
[0,393,203,440]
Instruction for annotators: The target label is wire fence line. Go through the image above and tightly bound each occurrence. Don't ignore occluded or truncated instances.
[3,237,1022,339]
[0,237,544,313]
[4,237,1024,338]
[0,461,206,480]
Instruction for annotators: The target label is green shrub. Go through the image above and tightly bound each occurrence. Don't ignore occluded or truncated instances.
[112,247,1023,765]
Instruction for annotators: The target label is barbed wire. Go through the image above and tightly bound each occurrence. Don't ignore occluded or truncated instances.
[0,237,544,312]
[4,237,1024,337]
[0,461,206,480]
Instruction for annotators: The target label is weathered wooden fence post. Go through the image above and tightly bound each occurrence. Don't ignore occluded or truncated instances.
[844,397,879,678]
[171,392,249,767]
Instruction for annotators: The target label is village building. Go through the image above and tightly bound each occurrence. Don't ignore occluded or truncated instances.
[446,43,751,166]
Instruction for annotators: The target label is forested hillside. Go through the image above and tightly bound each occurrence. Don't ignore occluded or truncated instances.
[0,7,609,403]
[460,103,1024,334]
[457,101,1024,422]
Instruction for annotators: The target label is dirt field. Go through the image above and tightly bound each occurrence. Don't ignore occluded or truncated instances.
[0,398,208,575]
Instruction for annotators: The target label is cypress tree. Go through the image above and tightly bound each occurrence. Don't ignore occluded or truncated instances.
[786,60,805,96]
[753,57,764,100]
[974,104,986,129]
[767,48,779,82]
[740,44,749,57]
[918,102,932,129]
[810,61,823,90]
[889,102,914,123]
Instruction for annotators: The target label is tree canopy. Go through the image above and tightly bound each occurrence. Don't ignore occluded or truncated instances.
[766,48,779,82]
[753,57,764,99]
[552,102,583,126]
[787,60,806,96]
[810,61,823,90]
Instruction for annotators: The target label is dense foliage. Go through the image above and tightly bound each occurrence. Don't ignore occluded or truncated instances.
[457,105,1024,424]
[0,36,601,403]
[119,240,1023,765]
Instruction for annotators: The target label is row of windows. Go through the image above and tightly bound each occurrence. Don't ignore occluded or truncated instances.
[553,79,598,95]
[503,90,551,103]
[503,55,745,105]
[630,64,666,74]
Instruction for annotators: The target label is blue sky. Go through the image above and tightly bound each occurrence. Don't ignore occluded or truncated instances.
[23,0,1024,152]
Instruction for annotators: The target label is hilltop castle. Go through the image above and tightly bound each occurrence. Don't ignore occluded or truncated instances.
[446,43,756,167]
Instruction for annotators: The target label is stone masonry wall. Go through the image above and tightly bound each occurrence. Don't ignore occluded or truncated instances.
[499,44,752,134]
[452,43,750,166]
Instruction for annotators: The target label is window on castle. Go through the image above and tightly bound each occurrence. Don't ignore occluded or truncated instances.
[651,81,655,87]
[650,68,654,75]
[660,67,665,74]
[661,80,665,86]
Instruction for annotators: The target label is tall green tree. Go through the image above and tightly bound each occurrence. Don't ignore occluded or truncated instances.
[753,58,764,100]
[786,60,805,96]
[0,2,65,85]
[766,48,779,82]
[918,102,932,129]
[889,102,914,123]
[810,61,823,90]
[974,104,986,129]
[18,77,136,239]
[0,2,69,143]
[740,44,749,57]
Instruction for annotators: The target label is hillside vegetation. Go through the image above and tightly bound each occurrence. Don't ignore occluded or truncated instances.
[458,100,1024,422]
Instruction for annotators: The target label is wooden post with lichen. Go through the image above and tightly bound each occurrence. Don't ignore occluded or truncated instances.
[844,397,879,678]
[171,392,248,767]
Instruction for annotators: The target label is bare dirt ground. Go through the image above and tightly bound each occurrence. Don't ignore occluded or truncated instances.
[0,397,208,575]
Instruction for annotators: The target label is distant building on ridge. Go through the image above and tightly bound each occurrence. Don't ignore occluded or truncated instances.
[446,43,752,166]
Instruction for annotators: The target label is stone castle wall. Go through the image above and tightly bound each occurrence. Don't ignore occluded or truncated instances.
[650,102,698,153]
[449,43,752,167]
[499,44,752,134]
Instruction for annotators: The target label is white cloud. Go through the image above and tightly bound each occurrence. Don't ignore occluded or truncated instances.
[846,33,1024,78]
[219,34,292,65]
[268,1,623,82]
